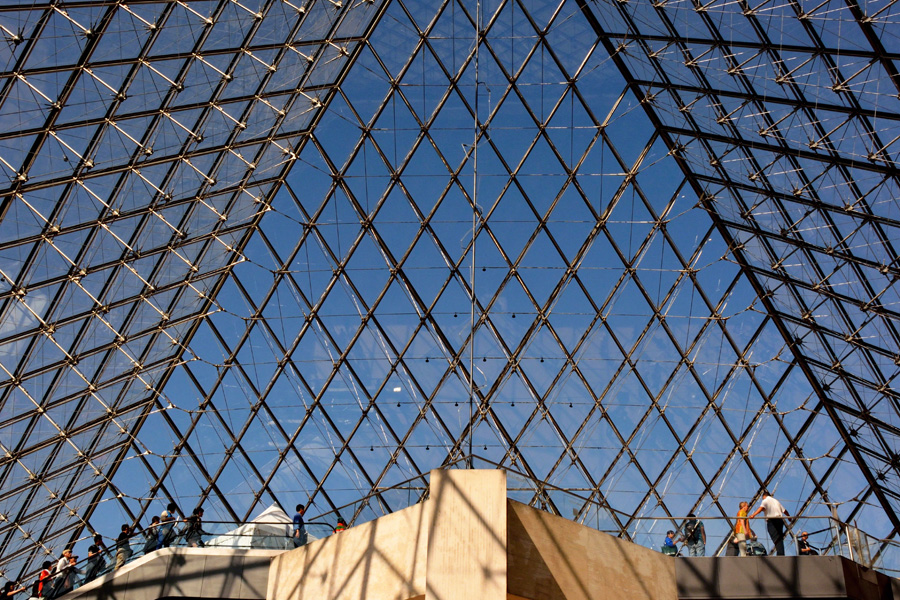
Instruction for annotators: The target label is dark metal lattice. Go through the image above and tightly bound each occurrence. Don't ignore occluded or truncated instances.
[0,0,898,584]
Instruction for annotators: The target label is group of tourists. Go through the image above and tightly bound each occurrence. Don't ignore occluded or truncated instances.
[0,502,340,600]
[0,504,211,600]
[664,491,817,558]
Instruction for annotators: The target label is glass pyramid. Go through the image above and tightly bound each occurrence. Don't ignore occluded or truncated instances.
[1,0,899,582]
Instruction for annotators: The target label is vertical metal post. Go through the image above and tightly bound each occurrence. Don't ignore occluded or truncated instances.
[467,0,481,470]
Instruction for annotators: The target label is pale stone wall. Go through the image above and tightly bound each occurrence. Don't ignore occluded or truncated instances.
[267,501,429,600]
[506,500,678,600]
[267,470,508,600]
[425,469,507,600]
[268,471,680,600]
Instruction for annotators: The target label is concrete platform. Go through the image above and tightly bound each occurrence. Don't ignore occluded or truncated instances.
[676,555,899,600]
[65,546,283,600]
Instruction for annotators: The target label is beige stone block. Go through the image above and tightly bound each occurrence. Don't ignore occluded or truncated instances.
[507,500,677,600]
[121,551,169,600]
[166,552,207,597]
[425,469,507,600]
[268,501,429,600]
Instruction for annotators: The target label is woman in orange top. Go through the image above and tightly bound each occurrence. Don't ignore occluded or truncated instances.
[733,501,754,556]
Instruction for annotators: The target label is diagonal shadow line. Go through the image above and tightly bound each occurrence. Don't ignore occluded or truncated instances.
[675,554,866,600]
[62,548,281,600]
[272,501,429,600]
[272,469,508,600]
[507,499,671,600]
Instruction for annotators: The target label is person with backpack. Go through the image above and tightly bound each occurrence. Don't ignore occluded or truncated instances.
[678,513,706,557]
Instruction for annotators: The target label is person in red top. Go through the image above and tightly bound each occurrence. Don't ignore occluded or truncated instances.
[34,561,53,597]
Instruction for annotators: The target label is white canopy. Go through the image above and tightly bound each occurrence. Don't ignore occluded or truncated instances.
[207,504,293,550]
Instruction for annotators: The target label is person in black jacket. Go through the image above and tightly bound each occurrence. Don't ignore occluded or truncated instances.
[184,508,207,548]
[798,531,819,555]
[83,545,106,584]
[91,533,108,557]
[114,525,133,570]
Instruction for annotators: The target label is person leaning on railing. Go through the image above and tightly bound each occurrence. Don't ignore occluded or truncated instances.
[677,514,706,557]
[143,516,162,555]
[184,507,208,547]
[1,581,27,600]
[48,549,72,596]
[159,503,180,548]
[662,530,678,556]
[47,553,80,599]
[29,560,53,599]
[749,491,790,556]
[798,531,819,556]
[91,533,108,558]
[732,501,756,557]
[83,545,106,584]
[114,525,134,569]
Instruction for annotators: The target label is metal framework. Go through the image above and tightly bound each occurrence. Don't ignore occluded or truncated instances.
[0,0,898,583]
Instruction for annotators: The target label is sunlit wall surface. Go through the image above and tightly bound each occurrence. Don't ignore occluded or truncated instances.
[1,0,898,583]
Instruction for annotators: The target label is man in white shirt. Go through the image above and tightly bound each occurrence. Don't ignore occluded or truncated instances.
[52,550,71,584]
[750,491,790,555]
[48,549,73,598]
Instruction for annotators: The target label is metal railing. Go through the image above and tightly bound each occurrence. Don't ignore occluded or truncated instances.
[13,458,899,599]
[259,456,900,576]
[27,517,345,599]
